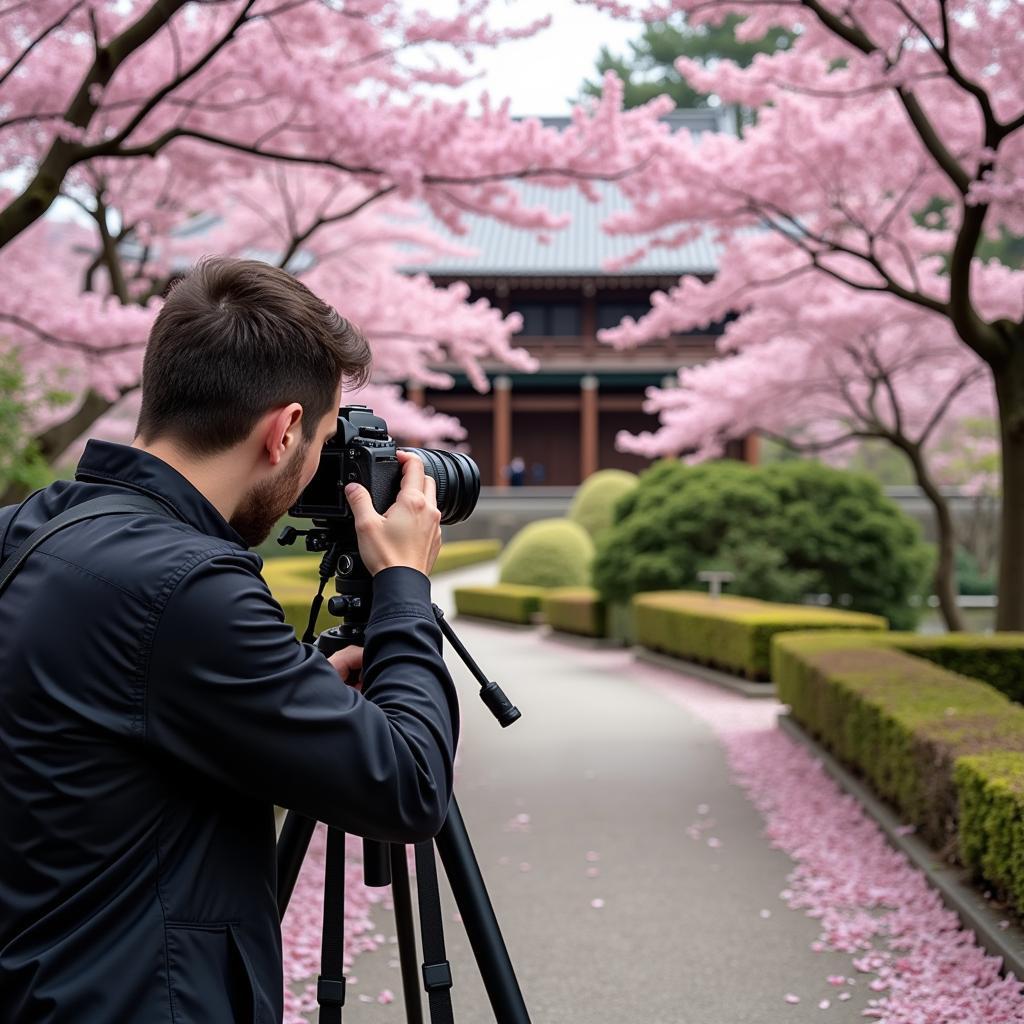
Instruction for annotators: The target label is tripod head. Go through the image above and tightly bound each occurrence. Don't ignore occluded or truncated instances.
[277,520,371,657]
[277,521,521,728]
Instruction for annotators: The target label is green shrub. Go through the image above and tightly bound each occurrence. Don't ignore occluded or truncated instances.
[634,593,886,680]
[543,587,607,637]
[593,459,931,629]
[955,754,1024,911]
[453,584,545,624]
[568,469,638,543]
[773,632,1024,849]
[499,518,594,589]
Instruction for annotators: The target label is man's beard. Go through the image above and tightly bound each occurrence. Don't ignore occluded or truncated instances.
[229,440,309,548]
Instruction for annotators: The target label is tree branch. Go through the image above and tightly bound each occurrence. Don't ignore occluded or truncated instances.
[0,1,87,90]
[0,0,192,250]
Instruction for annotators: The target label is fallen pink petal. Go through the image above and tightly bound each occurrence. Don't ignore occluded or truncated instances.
[643,670,1024,1024]
[785,993,801,1004]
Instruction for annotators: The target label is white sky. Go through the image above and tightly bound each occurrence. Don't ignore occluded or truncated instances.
[439,0,638,116]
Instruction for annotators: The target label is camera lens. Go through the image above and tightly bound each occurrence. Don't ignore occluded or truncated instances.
[398,448,480,525]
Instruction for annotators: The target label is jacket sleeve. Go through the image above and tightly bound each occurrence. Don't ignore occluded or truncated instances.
[144,552,460,843]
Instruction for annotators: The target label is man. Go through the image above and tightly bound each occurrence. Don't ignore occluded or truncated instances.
[0,257,460,1022]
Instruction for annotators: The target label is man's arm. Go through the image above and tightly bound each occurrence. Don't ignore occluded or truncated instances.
[144,550,459,843]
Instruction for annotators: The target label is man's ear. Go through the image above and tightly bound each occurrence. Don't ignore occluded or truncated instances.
[264,404,304,467]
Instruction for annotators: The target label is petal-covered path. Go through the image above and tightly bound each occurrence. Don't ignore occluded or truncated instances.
[281,564,1024,1022]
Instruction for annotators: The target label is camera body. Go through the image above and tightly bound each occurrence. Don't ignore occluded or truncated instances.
[290,404,480,526]
[291,405,402,521]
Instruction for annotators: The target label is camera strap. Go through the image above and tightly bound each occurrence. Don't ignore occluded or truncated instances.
[0,493,173,600]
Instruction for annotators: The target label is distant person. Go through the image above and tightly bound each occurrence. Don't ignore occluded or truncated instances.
[506,456,526,486]
[531,461,546,484]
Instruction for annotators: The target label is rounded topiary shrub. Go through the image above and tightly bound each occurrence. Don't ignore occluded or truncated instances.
[499,518,595,589]
[592,459,931,629]
[568,469,638,542]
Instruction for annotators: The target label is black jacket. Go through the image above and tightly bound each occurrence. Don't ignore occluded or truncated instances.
[0,440,460,1023]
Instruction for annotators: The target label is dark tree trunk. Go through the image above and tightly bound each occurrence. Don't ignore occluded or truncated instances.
[0,388,122,507]
[995,346,1024,630]
[903,443,965,632]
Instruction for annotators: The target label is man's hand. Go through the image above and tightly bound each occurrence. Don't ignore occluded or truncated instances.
[329,646,364,691]
[344,449,442,576]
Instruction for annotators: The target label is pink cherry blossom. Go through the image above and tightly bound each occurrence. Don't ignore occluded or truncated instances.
[0,3,668,466]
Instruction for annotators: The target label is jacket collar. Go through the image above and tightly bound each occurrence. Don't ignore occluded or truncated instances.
[75,439,247,548]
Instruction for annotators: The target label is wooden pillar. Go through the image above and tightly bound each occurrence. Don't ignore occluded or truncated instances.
[743,433,761,465]
[493,375,512,488]
[580,374,599,481]
[581,281,596,358]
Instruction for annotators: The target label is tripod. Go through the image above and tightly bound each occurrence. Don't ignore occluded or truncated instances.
[275,525,530,1024]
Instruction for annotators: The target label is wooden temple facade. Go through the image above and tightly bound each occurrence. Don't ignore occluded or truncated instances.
[400,109,756,488]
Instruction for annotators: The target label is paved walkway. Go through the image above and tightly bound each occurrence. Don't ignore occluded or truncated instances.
[298,562,875,1022]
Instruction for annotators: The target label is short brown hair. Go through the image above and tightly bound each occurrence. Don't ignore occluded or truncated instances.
[135,256,371,457]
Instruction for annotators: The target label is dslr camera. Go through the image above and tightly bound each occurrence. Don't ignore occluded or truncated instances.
[290,404,480,527]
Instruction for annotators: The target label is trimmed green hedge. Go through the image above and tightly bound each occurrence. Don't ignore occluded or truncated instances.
[634,593,887,680]
[770,630,1024,872]
[889,634,1024,705]
[453,584,545,625]
[768,629,1024,706]
[432,539,502,574]
[543,587,607,638]
[955,754,1024,913]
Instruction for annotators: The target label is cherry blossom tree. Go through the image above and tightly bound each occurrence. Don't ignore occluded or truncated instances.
[609,276,992,628]
[586,0,1024,628]
[0,1,669,502]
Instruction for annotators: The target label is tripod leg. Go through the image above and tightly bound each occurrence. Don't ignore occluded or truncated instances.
[389,844,425,1024]
[434,798,531,1024]
[277,812,318,919]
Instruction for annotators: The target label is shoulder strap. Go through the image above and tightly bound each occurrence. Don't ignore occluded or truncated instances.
[0,494,173,601]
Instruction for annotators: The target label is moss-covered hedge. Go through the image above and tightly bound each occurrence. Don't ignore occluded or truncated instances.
[889,634,1024,705]
[543,587,606,638]
[955,753,1024,913]
[774,631,1024,871]
[633,592,887,680]
[432,539,502,574]
[768,629,1024,705]
[453,584,545,625]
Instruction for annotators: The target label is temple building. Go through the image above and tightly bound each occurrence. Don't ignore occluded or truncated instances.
[399,108,756,488]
